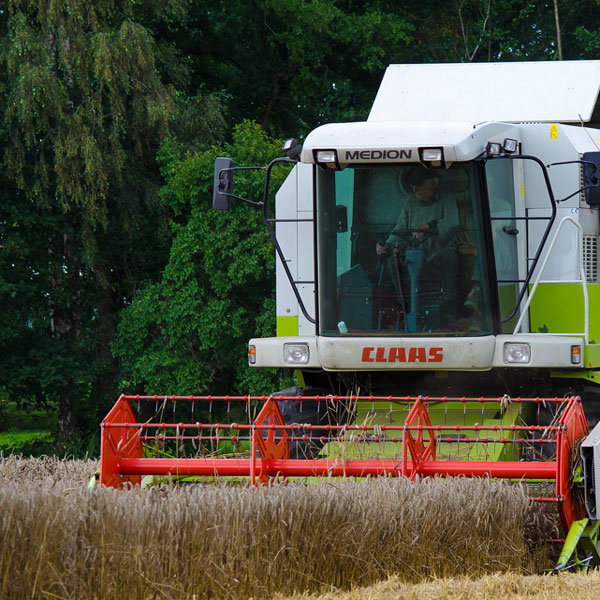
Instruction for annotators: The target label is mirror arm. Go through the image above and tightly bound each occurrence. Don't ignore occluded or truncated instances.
[219,191,263,207]
[555,185,597,204]
[216,166,267,207]
[545,158,600,204]
[547,158,599,171]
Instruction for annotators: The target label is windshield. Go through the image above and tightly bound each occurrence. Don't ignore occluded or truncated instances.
[316,163,496,336]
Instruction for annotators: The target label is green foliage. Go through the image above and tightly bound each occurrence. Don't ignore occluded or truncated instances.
[0,400,57,456]
[2,0,600,454]
[151,0,600,138]
[174,1,413,135]
[114,121,291,395]
[0,430,54,453]
[0,0,224,445]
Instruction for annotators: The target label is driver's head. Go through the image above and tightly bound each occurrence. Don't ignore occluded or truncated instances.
[406,167,439,204]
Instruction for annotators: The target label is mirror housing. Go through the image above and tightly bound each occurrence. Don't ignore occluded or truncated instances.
[213,157,234,210]
[583,152,600,205]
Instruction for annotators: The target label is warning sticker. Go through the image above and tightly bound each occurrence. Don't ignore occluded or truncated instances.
[550,124,558,139]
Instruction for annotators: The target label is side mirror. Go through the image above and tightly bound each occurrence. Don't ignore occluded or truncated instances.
[213,157,234,210]
[583,152,600,205]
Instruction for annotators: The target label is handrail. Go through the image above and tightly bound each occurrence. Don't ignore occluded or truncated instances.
[262,158,317,324]
[512,216,589,343]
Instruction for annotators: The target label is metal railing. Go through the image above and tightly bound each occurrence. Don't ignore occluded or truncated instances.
[512,216,589,343]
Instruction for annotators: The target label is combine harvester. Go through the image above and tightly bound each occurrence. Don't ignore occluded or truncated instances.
[101,61,600,570]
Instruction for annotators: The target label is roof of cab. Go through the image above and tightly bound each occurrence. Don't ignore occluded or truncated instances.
[368,61,600,125]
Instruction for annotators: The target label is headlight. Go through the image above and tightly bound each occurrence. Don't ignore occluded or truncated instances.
[283,343,310,364]
[503,343,531,364]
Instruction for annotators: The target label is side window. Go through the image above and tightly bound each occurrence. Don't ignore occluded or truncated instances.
[334,169,354,276]
[485,160,519,327]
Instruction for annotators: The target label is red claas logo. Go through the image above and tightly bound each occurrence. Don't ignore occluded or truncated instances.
[361,347,444,363]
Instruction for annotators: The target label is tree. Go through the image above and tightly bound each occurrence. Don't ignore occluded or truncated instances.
[114,121,291,397]
[162,0,414,136]
[0,0,223,446]
[475,0,600,61]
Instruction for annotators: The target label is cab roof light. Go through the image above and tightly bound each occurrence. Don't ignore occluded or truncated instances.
[419,147,445,168]
[486,142,502,156]
[314,149,339,169]
[486,139,519,157]
[503,138,518,154]
[282,138,302,161]
[421,148,443,162]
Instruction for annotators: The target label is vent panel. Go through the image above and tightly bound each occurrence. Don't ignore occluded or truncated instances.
[583,235,599,283]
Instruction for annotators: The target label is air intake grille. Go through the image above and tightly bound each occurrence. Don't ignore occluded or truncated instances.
[583,235,599,283]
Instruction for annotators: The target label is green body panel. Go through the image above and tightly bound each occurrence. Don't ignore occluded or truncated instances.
[528,282,596,338]
[529,282,600,370]
[552,368,600,383]
[325,399,525,461]
[277,315,299,337]
[555,518,600,572]
[584,345,600,370]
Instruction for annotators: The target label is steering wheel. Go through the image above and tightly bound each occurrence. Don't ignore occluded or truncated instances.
[388,227,438,237]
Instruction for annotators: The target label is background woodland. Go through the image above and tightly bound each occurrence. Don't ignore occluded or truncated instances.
[1,0,599,453]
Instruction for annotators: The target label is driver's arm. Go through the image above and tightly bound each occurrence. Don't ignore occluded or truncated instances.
[411,197,459,241]
[377,204,410,254]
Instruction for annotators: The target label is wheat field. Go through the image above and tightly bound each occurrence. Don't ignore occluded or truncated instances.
[0,456,591,600]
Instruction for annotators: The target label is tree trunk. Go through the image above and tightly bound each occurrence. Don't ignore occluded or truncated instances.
[260,76,283,130]
[553,0,563,60]
[95,265,119,405]
[51,232,82,446]
[57,387,79,446]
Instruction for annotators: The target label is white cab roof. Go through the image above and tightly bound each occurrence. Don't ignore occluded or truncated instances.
[369,61,600,124]
[301,120,516,163]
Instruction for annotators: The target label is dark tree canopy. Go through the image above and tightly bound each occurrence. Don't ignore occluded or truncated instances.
[0,0,223,445]
[2,0,600,452]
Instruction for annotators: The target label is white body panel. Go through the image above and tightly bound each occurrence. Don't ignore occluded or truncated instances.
[518,124,600,283]
[250,335,582,370]
[368,61,600,124]
[275,163,315,335]
[301,121,518,165]
[581,422,600,519]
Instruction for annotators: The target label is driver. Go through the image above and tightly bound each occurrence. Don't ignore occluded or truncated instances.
[375,166,460,325]
[376,166,459,256]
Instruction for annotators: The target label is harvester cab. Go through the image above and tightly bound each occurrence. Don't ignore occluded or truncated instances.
[247,62,600,388]
[100,61,600,570]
